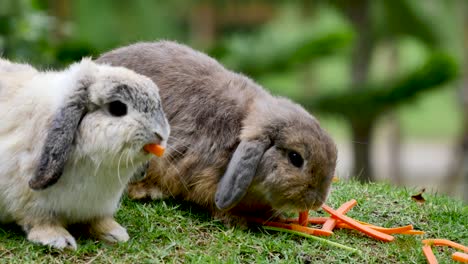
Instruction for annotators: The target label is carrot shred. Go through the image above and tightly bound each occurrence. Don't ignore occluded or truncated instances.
[322,199,357,232]
[366,225,413,234]
[261,221,333,236]
[422,245,438,264]
[308,217,330,224]
[143,144,165,157]
[422,239,468,253]
[452,252,468,263]
[284,217,329,224]
[322,204,394,242]
[290,224,333,236]
[336,223,414,235]
[262,226,361,253]
[298,211,309,226]
[399,230,425,235]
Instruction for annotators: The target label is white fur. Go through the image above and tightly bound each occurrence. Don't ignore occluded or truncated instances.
[0,57,169,249]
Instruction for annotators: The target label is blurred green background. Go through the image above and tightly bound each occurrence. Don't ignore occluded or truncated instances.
[1,0,466,201]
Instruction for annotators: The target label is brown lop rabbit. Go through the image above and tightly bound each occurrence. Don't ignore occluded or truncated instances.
[97,41,337,226]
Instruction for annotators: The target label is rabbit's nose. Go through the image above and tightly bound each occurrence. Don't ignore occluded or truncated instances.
[152,132,163,144]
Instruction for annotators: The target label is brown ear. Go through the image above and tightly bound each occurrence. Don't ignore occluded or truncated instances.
[29,89,88,190]
[214,139,270,210]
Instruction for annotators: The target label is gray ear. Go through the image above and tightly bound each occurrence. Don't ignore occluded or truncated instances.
[29,89,88,190]
[215,139,270,210]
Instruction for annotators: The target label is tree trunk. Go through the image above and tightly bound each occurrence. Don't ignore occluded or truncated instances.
[445,0,468,202]
[341,0,376,181]
[385,43,403,184]
[351,119,375,182]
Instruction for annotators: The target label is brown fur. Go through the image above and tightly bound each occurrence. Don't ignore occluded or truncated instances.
[97,41,337,225]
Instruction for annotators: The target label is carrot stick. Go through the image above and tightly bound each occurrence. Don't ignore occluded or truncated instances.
[355,223,414,235]
[452,252,468,263]
[143,144,165,157]
[308,217,330,224]
[354,221,424,235]
[422,245,438,264]
[322,204,394,242]
[284,217,329,224]
[261,221,333,236]
[322,199,357,232]
[262,226,361,254]
[336,223,414,235]
[250,216,328,227]
[422,239,468,253]
[289,224,333,236]
[399,230,425,235]
[298,211,309,226]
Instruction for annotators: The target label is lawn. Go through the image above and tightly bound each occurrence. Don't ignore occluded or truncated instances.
[0,180,466,263]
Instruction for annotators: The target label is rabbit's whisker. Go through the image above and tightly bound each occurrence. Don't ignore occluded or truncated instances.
[168,136,194,152]
[116,150,125,186]
[125,147,131,169]
[166,145,185,157]
[263,210,283,224]
[163,151,191,194]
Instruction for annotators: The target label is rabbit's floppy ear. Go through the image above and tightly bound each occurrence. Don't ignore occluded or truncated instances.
[215,138,270,210]
[29,62,95,190]
[29,89,88,190]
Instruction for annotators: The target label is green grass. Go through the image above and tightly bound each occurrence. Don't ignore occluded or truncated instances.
[1,181,466,263]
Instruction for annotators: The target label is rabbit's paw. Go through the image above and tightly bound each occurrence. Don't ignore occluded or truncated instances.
[128,182,167,200]
[27,225,77,250]
[89,217,129,243]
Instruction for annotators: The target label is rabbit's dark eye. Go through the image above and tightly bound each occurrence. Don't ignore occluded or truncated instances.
[108,100,127,117]
[288,150,304,168]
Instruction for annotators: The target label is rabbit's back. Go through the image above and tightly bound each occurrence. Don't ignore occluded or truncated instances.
[97,42,265,203]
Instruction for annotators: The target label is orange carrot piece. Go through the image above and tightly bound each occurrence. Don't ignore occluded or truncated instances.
[399,230,425,235]
[422,245,439,264]
[261,221,333,236]
[298,211,309,226]
[284,217,329,224]
[366,225,413,234]
[354,221,424,235]
[308,217,330,224]
[144,144,165,157]
[452,252,468,263]
[336,223,414,235]
[322,204,394,242]
[422,239,468,253]
[322,199,357,232]
[290,224,334,236]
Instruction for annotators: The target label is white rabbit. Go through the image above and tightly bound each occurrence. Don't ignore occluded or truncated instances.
[0,58,170,250]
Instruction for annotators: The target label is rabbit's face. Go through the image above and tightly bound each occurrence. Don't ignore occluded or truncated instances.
[215,98,337,213]
[28,59,169,191]
[254,118,337,212]
[75,66,170,164]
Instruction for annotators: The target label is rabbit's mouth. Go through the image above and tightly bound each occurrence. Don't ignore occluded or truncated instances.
[143,143,165,157]
[268,195,325,213]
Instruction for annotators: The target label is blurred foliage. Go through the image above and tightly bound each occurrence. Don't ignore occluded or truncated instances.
[0,0,57,66]
[306,53,459,119]
[0,0,463,143]
[210,6,353,78]
[71,0,190,52]
[374,0,440,44]
[213,30,352,78]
